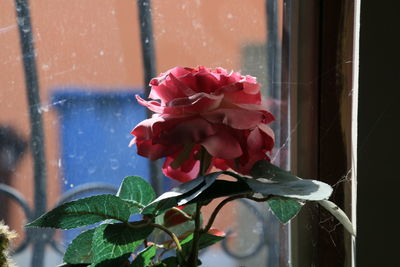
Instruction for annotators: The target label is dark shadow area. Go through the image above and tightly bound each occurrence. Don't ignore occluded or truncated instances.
[0,126,27,221]
[357,1,400,266]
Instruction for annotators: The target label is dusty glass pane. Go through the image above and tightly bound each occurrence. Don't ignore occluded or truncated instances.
[0,0,290,266]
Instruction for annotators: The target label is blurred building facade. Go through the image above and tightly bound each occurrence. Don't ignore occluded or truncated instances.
[1,1,276,266]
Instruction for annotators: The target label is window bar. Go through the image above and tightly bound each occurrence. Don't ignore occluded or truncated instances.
[266,0,291,266]
[266,0,281,100]
[265,1,279,266]
[278,1,295,266]
[137,0,163,195]
[266,0,282,153]
[14,1,47,267]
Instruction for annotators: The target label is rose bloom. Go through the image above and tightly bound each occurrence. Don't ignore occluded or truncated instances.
[131,66,274,182]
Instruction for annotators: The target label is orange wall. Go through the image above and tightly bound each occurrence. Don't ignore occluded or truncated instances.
[0,0,267,239]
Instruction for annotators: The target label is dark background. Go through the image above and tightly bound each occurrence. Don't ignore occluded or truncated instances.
[357,1,400,265]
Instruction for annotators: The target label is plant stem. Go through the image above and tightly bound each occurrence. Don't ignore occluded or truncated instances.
[127,219,184,258]
[171,207,193,220]
[198,146,211,177]
[202,194,248,233]
[202,194,273,233]
[188,203,202,267]
[150,223,183,254]
[186,147,209,266]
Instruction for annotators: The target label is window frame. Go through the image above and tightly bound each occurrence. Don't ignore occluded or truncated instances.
[287,1,359,266]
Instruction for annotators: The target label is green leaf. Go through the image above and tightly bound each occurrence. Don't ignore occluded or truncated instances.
[317,200,356,236]
[197,233,225,249]
[267,198,303,223]
[26,195,133,229]
[186,180,251,204]
[117,176,156,214]
[179,233,194,247]
[88,255,131,267]
[143,172,222,215]
[64,228,95,264]
[181,233,224,256]
[57,263,89,267]
[246,178,332,201]
[248,160,333,201]
[251,160,299,182]
[92,223,154,264]
[251,161,354,234]
[130,245,156,267]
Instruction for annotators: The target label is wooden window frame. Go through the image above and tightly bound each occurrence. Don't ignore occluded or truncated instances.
[285,1,359,266]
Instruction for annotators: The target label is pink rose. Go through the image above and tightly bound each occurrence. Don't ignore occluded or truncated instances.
[131,66,275,182]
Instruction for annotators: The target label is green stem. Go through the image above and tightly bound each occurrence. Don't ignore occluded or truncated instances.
[188,203,202,267]
[171,207,193,220]
[202,194,248,233]
[127,219,184,258]
[185,147,222,265]
[203,194,273,233]
[198,146,211,177]
[186,147,210,266]
[150,223,183,254]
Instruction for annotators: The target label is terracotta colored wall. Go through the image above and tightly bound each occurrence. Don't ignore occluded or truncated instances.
[0,0,267,241]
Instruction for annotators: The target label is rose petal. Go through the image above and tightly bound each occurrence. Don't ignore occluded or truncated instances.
[185,67,220,93]
[257,124,275,151]
[131,114,167,140]
[223,89,262,105]
[208,228,226,237]
[168,72,197,96]
[135,139,180,160]
[137,93,223,115]
[136,95,165,113]
[170,66,194,77]
[234,103,275,123]
[149,73,189,103]
[237,151,269,175]
[201,130,242,159]
[128,137,136,147]
[131,117,158,141]
[157,118,217,145]
[247,127,264,153]
[242,75,260,94]
[202,109,264,129]
[167,93,223,114]
[212,158,230,171]
[214,82,243,95]
[163,154,200,182]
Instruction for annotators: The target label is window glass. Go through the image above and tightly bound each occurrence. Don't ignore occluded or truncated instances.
[0,1,290,266]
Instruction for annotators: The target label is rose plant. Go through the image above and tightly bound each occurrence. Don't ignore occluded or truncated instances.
[132,66,275,182]
[26,66,354,267]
